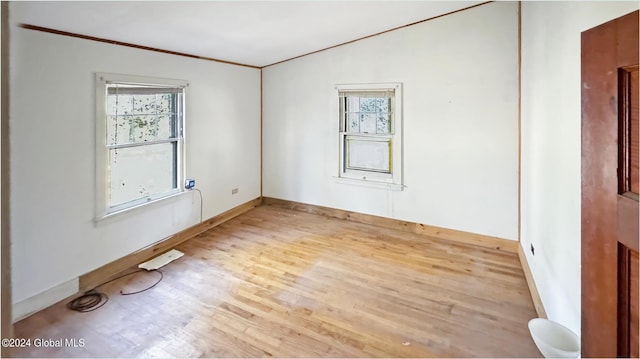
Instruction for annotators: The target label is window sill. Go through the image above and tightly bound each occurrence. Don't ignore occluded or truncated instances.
[95,190,189,224]
[332,176,404,191]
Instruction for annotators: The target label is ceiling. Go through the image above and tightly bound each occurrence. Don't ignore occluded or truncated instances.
[12,1,485,68]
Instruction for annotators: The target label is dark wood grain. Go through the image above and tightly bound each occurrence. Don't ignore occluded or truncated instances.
[630,70,639,194]
[581,10,639,358]
[630,251,639,358]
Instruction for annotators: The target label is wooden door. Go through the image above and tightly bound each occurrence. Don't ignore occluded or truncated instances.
[582,10,639,358]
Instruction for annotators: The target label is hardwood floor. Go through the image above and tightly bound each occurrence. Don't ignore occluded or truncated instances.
[11,205,541,357]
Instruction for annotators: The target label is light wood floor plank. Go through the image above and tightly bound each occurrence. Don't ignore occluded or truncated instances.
[12,205,540,357]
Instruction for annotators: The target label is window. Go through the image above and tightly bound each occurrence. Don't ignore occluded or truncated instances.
[337,83,403,188]
[95,73,187,218]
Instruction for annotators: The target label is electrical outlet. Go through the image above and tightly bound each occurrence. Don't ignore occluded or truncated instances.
[530,243,535,256]
[232,188,238,194]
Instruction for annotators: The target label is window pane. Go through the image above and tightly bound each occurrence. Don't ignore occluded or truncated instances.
[346,137,391,173]
[133,94,158,115]
[360,97,380,112]
[346,97,360,112]
[113,94,133,115]
[132,115,159,142]
[360,113,377,133]
[347,112,360,132]
[107,115,132,146]
[109,142,177,209]
[377,98,389,112]
[157,115,175,139]
[157,94,174,115]
[377,113,391,134]
[107,94,118,115]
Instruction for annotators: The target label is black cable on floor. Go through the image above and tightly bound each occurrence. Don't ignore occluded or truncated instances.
[66,290,107,312]
[120,270,163,295]
[67,269,163,312]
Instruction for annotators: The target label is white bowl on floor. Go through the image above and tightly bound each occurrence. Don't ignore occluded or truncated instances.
[528,318,580,358]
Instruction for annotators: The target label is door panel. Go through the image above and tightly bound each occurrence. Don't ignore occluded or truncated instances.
[630,252,639,358]
[618,51,639,359]
[582,10,639,358]
[619,246,640,358]
[619,67,639,196]
[629,68,640,358]
[630,70,639,194]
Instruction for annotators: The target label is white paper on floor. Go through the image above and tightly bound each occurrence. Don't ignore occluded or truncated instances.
[138,249,184,270]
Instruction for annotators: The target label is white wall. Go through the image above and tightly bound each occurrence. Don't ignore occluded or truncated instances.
[520,1,639,336]
[263,2,519,240]
[9,3,261,319]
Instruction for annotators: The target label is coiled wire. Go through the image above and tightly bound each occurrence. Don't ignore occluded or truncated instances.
[67,269,163,312]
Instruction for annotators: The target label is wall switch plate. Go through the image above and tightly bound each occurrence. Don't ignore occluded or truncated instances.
[185,179,195,189]
[232,188,238,194]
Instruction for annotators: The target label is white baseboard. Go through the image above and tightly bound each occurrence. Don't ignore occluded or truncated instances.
[12,278,79,323]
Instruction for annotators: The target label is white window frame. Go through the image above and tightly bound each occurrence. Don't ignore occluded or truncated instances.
[336,83,403,190]
[95,72,188,220]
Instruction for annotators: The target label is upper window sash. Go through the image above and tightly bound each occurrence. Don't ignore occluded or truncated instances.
[338,87,396,136]
[104,83,184,148]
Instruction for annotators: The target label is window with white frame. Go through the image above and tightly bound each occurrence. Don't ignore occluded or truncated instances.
[337,83,403,188]
[95,73,187,218]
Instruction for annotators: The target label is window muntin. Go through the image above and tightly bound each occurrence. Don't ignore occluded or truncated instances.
[337,84,402,186]
[96,73,187,218]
